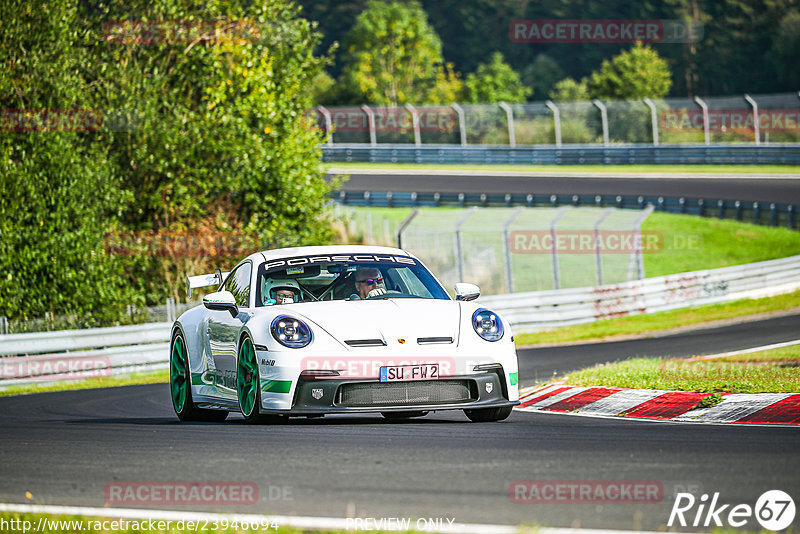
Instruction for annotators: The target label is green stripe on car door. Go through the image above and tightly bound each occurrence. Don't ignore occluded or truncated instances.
[509,372,518,386]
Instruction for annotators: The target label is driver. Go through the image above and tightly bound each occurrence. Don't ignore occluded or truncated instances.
[262,279,301,305]
[354,268,387,299]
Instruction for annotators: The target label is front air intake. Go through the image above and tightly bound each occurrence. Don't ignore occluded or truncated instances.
[417,336,453,344]
[345,339,386,347]
[336,380,476,407]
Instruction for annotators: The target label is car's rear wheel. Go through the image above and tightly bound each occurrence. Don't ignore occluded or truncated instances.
[237,336,285,425]
[381,411,428,420]
[464,405,513,422]
[170,331,227,422]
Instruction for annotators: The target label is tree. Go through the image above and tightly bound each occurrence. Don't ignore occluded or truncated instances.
[588,42,672,100]
[520,54,565,101]
[770,10,800,90]
[462,52,531,103]
[0,0,339,320]
[0,0,136,323]
[310,70,337,106]
[549,78,590,102]
[339,0,460,105]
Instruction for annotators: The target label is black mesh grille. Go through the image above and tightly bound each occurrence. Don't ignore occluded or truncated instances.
[336,380,476,407]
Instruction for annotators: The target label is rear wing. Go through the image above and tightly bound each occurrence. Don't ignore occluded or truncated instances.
[186,268,229,299]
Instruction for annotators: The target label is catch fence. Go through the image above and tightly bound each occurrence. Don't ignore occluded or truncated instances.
[313,92,800,147]
[337,205,655,295]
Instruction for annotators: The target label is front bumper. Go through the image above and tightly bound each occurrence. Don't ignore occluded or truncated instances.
[262,372,517,415]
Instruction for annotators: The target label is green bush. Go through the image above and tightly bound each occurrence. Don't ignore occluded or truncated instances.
[0,0,337,322]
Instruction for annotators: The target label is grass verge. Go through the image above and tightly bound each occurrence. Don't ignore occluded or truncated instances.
[717,345,800,363]
[0,369,168,397]
[641,212,800,277]
[324,162,800,174]
[514,290,800,346]
[562,345,800,393]
[0,511,527,534]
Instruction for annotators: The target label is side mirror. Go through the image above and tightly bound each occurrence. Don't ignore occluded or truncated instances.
[454,283,480,301]
[203,291,239,317]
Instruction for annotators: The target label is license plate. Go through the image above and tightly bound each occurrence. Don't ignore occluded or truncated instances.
[379,364,439,382]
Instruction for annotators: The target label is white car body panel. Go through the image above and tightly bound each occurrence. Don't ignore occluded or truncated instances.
[172,245,519,417]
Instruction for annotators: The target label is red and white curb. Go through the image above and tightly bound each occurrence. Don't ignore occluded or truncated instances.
[515,384,800,425]
[515,339,800,425]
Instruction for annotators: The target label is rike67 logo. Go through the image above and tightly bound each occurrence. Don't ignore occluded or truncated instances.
[669,490,796,531]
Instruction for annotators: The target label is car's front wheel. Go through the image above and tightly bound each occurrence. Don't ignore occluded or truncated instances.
[464,405,513,422]
[170,331,227,422]
[237,336,285,425]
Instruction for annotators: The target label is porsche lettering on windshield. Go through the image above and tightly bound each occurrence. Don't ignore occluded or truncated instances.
[263,254,416,271]
[256,255,449,305]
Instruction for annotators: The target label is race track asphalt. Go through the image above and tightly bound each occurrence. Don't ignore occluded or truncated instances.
[2,314,798,530]
[331,171,800,204]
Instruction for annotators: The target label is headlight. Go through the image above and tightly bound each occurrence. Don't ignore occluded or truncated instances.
[271,315,313,348]
[472,308,503,342]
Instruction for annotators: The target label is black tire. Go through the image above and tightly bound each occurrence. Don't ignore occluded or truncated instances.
[237,336,286,425]
[464,405,513,422]
[170,331,228,422]
[381,411,429,420]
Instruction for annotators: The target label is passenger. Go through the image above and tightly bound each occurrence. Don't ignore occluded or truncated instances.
[262,279,301,305]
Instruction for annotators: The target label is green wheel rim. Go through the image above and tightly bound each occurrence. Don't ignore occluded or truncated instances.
[237,338,258,417]
[170,336,188,413]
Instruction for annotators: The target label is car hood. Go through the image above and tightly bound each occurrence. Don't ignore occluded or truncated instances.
[288,298,462,347]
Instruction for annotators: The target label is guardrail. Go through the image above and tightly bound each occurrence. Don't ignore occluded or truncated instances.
[334,191,799,230]
[2,255,799,386]
[0,323,172,387]
[323,144,800,165]
[479,254,800,332]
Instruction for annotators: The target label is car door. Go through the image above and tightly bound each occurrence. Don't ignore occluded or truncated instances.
[207,261,252,400]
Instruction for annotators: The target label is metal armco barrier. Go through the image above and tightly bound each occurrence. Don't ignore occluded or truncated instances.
[2,255,799,384]
[0,323,172,387]
[479,255,800,332]
[323,144,800,165]
[335,190,799,230]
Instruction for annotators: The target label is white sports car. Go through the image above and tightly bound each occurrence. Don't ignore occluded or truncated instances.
[170,245,519,423]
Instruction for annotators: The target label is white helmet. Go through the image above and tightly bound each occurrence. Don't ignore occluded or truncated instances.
[261,278,301,305]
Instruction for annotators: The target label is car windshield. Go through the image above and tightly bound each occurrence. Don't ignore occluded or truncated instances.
[255,254,450,306]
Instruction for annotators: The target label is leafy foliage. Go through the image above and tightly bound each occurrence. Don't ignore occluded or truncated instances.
[461,52,531,104]
[587,42,671,100]
[549,78,590,102]
[301,0,800,97]
[0,0,136,322]
[339,0,460,105]
[520,54,565,101]
[769,10,800,90]
[0,0,336,321]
